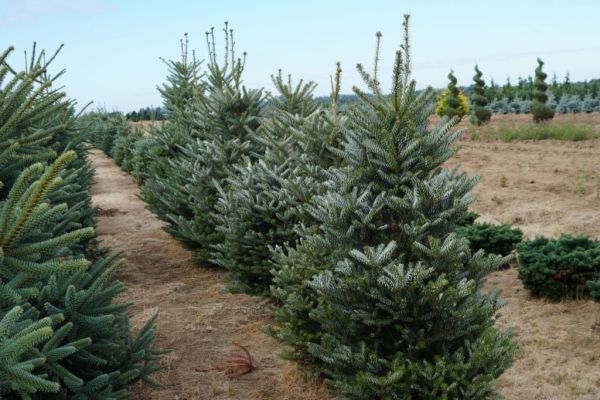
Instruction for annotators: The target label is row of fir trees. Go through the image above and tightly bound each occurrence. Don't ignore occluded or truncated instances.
[89,18,516,399]
[0,45,165,398]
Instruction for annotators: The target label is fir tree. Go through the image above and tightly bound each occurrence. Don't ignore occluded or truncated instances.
[211,67,344,294]
[501,77,514,101]
[270,16,516,397]
[551,73,560,100]
[562,72,572,95]
[590,80,599,98]
[485,79,499,102]
[139,33,207,245]
[469,65,491,125]
[530,58,555,122]
[145,23,265,263]
[157,33,204,129]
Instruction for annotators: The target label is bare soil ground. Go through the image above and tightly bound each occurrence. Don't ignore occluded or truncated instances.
[90,113,600,399]
[89,150,329,400]
[451,113,600,400]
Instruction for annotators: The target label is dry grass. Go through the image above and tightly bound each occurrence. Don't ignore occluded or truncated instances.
[485,269,600,399]
[449,116,600,399]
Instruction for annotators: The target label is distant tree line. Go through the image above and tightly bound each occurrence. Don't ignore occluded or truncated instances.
[132,72,600,119]
[125,106,166,121]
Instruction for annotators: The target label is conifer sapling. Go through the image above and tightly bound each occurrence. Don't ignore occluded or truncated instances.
[271,15,516,399]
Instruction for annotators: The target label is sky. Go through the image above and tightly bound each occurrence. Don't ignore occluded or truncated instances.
[1,0,599,111]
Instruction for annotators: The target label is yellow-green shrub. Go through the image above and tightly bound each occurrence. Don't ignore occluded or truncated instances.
[436,89,470,117]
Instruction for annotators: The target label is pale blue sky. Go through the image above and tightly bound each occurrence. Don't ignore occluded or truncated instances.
[1,0,598,111]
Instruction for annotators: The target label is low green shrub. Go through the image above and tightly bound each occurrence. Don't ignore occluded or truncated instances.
[518,235,600,300]
[457,210,479,226]
[457,222,523,258]
[112,128,142,172]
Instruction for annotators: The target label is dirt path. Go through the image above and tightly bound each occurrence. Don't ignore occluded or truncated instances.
[89,149,328,400]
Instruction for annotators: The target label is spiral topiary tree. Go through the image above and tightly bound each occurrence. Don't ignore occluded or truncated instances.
[436,70,469,120]
[469,65,491,125]
[530,58,555,123]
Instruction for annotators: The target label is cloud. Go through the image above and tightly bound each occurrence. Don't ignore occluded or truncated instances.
[0,0,111,28]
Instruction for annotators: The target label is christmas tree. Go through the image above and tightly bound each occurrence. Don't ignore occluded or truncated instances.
[211,67,344,294]
[139,33,206,247]
[149,24,265,263]
[270,16,516,398]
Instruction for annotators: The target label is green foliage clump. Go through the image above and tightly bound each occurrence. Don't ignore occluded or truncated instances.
[270,17,516,398]
[142,26,266,263]
[457,223,523,258]
[126,106,165,121]
[211,69,344,294]
[128,136,157,183]
[87,113,129,156]
[110,126,142,172]
[518,235,600,300]
[0,45,164,398]
[530,58,555,123]
[137,35,207,246]
[456,210,479,226]
[469,65,491,125]
[436,70,469,119]
[86,112,147,180]
[588,279,600,301]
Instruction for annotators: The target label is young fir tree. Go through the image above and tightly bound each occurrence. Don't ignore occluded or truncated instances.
[530,58,555,122]
[436,70,469,119]
[469,65,491,125]
[139,34,207,247]
[0,45,164,398]
[270,16,516,398]
[152,24,265,263]
[157,33,204,132]
[211,67,344,294]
